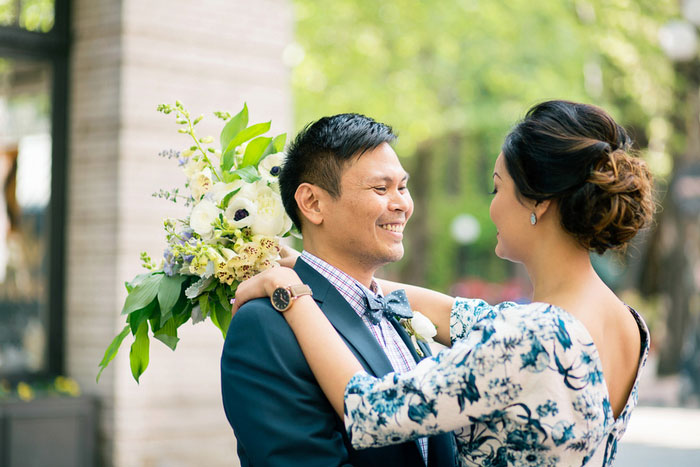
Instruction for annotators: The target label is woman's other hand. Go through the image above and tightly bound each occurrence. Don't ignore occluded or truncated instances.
[278,243,301,268]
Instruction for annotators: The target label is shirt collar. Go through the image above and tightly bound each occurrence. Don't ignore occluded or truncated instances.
[299,251,383,310]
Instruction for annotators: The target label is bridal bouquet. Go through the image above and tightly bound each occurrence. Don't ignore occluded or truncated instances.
[97,102,294,383]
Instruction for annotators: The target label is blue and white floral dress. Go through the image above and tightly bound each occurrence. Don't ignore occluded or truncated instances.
[344,298,649,466]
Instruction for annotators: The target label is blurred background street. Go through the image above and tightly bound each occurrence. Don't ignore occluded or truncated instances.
[617,358,700,466]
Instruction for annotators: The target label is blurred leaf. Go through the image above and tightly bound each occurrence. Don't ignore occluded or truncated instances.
[96,325,130,383]
[272,133,286,153]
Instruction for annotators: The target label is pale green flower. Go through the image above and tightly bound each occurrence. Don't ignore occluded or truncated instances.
[190,167,214,200]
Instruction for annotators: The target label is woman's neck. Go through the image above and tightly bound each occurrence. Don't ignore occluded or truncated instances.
[526,236,597,305]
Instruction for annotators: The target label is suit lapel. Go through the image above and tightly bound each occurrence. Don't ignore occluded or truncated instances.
[294,259,395,377]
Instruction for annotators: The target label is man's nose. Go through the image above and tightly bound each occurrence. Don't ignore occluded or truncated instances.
[388,189,411,211]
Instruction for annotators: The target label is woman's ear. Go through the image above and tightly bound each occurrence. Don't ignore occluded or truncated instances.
[295,183,324,226]
[534,199,553,221]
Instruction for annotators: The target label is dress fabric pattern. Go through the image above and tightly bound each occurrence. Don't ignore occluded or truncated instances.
[344,298,649,466]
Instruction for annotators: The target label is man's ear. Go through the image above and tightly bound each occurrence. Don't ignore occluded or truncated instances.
[295,183,325,226]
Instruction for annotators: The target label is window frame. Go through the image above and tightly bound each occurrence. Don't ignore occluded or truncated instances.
[0,0,69,380]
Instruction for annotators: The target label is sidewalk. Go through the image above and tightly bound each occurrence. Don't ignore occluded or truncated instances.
[616,406,700,466]
[615,353,700,466]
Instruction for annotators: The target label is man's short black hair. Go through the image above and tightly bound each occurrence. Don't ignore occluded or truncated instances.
[279,113,397,231]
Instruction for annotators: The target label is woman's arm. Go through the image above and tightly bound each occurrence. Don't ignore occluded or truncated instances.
[232,266,360,417]
[376,279,454,346]
[275,244,455,346]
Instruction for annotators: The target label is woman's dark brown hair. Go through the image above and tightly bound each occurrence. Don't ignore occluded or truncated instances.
[501,100,654,254]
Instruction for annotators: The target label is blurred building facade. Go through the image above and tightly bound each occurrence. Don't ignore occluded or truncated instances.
[1,0,292,465]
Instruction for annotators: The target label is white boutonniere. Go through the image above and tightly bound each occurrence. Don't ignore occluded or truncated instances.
[400,311,438,358]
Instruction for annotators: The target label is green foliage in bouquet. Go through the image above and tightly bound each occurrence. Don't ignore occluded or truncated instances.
[97,102,294,383]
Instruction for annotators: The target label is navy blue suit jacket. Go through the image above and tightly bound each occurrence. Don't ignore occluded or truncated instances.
[221,259,456,467]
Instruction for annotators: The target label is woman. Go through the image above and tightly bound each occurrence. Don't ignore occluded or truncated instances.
[233,100,654,466]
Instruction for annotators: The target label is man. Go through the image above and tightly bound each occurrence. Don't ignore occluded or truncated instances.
[221,114,456,466]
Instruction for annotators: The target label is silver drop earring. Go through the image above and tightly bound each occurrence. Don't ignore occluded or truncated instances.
[530,212,537,225]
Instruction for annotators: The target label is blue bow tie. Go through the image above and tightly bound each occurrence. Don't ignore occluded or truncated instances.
[363,288,414,325]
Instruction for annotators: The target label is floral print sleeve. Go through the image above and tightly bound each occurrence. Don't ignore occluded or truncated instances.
[450,297,518,344]
[344,303,626,466]
[345,306,548,449]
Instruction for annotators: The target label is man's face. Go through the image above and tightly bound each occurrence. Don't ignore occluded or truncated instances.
[320,142,413,272]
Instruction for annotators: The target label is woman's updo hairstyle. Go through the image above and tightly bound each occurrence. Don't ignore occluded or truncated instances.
[501,100,654,254]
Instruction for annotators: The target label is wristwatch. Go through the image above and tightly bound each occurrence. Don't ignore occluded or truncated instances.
[271,284,313,312]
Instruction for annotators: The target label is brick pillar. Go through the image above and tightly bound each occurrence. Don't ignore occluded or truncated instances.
[66,1,292,465]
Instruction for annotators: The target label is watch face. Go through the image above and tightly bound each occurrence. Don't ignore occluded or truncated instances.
[271,287,291,311]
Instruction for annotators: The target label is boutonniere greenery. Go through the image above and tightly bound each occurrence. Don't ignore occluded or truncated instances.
[400,311,438,357]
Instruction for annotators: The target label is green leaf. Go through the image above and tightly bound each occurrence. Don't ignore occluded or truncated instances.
[157,275,187,322]
[222,121,272,170]
[198,292,211,318]
[211,286,233,338]
[154,318,179,351]
[258,133,286,163]
[129,320,150,383]
[162,287,190,327]
[125,271,156,293]
[241,136,272,168]
[221,148,236,173]
[226,121,272,153]
[122,273,163,315]
[220,187,242,208]
[230,166,261,183]
[96,325,131,383]
[128,299,158,335]
[175,301,193,326]
[219,103,248,154]
[272,133,286,153]
[185,276,215,300]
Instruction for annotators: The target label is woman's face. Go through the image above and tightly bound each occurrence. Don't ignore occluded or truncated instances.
[489,153,535,263]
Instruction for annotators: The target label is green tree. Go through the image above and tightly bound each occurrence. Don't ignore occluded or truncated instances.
[292,0,677,292]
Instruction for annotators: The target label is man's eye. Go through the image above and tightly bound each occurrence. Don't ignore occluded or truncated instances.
[399,185,408,192]
[374,186,387,192]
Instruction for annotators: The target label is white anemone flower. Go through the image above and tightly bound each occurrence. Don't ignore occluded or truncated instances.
[224,196,257,228]
[258,152,286,185]
[238,181,290,236]
[189,199,220,238]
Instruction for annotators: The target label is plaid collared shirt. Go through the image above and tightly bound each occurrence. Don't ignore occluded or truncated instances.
[300,251,428,463]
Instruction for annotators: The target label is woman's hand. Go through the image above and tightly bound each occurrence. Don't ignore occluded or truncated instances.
[231,266,302,315]
[231,262,362,418]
